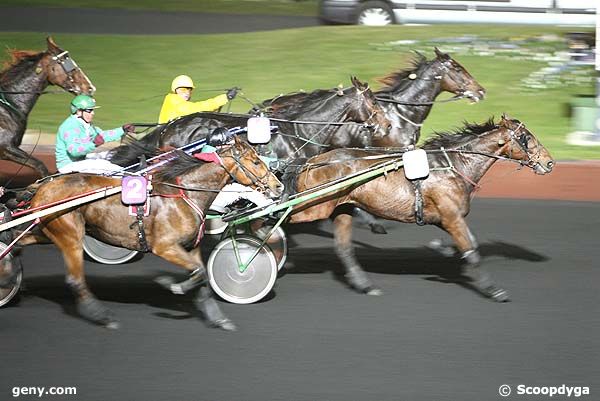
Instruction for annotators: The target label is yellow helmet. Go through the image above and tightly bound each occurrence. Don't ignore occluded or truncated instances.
[171,75,195,92]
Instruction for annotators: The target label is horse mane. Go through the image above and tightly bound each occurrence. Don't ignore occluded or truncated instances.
[0,49,44,82]
[262,88,343,119]
[108,125,168,167]
[152,151,208,182]
[376,52,431,93]
[421,118,498,149]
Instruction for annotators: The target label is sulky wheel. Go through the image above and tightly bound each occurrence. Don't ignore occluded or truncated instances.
[250,221,288,271]
[0,241,22,308]
[83,235,139,265]
[208,235,278,304]
[205,208,228,235]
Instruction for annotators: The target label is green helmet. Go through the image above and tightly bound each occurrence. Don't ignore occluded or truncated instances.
[70,95,100,114]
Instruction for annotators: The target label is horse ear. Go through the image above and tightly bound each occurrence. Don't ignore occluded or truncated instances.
[46,36,60,53]
[351,76,368,91]
[434,47,443,57]
[499,114,510,127]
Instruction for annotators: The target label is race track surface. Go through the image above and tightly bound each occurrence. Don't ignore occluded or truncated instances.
[1,199,599,401]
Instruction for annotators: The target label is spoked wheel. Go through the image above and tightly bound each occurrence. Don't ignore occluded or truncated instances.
[208,235,278,304]
[0,241,22,308]
[250,221,288,270]
[83,235,139,265]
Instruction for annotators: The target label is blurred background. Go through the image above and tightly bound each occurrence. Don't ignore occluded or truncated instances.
[0,0,596,159]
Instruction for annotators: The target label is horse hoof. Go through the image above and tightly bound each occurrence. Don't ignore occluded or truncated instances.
[365,287,383,296]
[490,288,511,302]
[77,297,113,325]
[370,224,387,235]
[212,319,237,332]
[105,320,121,330]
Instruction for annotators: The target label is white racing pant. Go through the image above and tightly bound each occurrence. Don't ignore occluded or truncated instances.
[209,183,271,212]
[58,159,124,174]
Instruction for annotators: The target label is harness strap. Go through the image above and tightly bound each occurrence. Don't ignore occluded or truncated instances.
[157,177,206,247]
[129,205,150,252]
[0,86,26,121]
[440,147,481,190]
[412,180,425,226]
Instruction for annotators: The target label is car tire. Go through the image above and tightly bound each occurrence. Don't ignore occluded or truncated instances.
[356,1,395,26]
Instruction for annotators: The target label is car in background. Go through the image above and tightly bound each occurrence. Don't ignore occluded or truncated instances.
[319,0,596,26]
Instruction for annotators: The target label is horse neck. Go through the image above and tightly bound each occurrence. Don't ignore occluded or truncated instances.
[441,130,505,188]
[0,56,48,118]
[271,94,358,158]
[180,162,230,205]
[377,63,443,120]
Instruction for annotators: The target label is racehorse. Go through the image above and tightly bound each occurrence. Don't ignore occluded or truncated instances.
[259,49,485,149]
[286,115,554,301]
[0,37,95,177]
[10,137,283,331]
[259,49,485,233]
[374,48,485,147]
[108,76,390,167]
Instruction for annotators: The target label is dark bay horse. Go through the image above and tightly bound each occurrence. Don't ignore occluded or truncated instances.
[0,37,95,177]
[108,77,390,167]
[259,49,485,149]
[286,115,554,301]
[260,49,486,233]
[373,48,485,147]
[14,137,282,331]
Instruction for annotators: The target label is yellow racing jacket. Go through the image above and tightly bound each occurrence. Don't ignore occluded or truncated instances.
[158,93,229,123]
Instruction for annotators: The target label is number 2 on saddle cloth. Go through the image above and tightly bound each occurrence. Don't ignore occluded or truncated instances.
[121,175,151,251]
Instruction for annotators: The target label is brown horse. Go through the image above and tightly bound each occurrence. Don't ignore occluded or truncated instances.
[0,37,95,177]
[287,115,554,301]
[14,137,282,331]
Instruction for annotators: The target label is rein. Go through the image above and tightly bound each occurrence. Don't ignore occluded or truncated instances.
[375,94,465,106]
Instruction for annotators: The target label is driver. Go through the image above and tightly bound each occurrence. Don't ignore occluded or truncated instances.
[55,95,135,174]
[158,75,238,124]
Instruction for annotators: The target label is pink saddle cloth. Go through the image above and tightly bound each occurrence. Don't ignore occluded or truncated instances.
[193,152,221,165]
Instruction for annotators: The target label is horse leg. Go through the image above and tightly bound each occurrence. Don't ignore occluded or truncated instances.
[333,213,382,296]
[442,218,509,302]
[353,207,387,234]
[0,145,50,177]
[427,228,477,258]
[152,243,236,331]
[43,216,118,328]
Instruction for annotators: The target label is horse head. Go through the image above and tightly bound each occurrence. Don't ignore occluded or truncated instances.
[219,136,284,199]
[348,76,391,138]
[498,114,554,175]
[434,48,485,103]
[43,37,96,95]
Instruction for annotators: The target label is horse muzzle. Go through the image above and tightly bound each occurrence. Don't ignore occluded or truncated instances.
[464,89,486,104]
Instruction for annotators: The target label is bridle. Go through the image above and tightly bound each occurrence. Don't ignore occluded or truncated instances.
[49,50,84,89]
[220,142,278,195]
[505,122,544,169]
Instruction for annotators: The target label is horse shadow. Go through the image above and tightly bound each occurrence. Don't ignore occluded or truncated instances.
[281,237,549,296]
[20,271,220,323]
